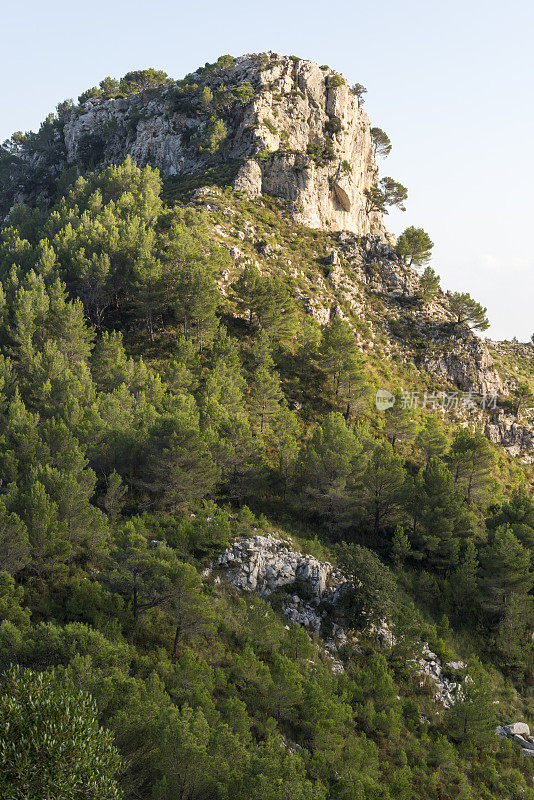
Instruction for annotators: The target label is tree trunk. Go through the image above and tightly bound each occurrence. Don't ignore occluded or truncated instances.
[173,623,181,657]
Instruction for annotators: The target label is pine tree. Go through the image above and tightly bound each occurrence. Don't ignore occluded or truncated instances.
[370,127,392,158]
[391,524,411,568]
[419,266,441,303]
[100,470,127,523]
[254,275,297,341]
[356,442,406,539]
[479,525,533,620]
[173,262,219,350]
[16,479,71,572]
[446,658,498,745]
[451,538,479,616]
[383,395,419,453]
[233,263,261,325]
[496,592,531,673]
[416,416,448,463]
[448,429,496,508]
[365,177,407,214]
[396,227,434,268]
[411,458,470,571]
[297,412,360,530]
[0,501,29,574]
[167,561,214,656]
[336,544,397,629]
[130,255,165,342]
[319,317,366,417]
[249,365,284,434]
[144,402,218,511]
[511,383,534,418]
[449,292,489,331]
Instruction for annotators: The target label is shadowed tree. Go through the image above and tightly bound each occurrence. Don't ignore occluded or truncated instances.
[356,442,406,539]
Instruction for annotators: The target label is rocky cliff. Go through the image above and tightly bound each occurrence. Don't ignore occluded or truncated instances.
[4,53,384,236]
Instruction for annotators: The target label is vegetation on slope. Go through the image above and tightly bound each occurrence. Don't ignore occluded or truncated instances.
[0,159,533,798]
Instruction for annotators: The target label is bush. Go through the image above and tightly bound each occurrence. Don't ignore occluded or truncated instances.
[325,116,342,135]
[328,73,345,88]
[0,666,122,799]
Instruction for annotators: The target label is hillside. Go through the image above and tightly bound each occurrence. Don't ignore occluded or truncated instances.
[0,53,534,800]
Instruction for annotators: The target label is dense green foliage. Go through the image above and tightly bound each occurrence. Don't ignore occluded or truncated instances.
[0,159,532,799]
[78,69,172,104]
[0,665,123,799]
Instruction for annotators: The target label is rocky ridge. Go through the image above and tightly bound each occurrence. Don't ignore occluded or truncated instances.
[4,53,384,237]
[198,185,532,459]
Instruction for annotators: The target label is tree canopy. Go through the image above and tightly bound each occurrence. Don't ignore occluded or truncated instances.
[449,292,489,330]
[396,226,434,268]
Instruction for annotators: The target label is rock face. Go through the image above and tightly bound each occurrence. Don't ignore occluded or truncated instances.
[422,324,505,396]
[485,411,534,464]
[497,723,534,757]
[217,532,345,596]
[216,533,349,640]
[6,53,384,236]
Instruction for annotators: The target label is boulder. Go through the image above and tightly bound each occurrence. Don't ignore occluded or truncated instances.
[513,734,534,751]
[506,722,530,737]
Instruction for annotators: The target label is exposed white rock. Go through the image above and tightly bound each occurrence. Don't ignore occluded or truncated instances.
[498,722,534,756]
[55,54,386,237]
[217,533,346,599]
[216,534,471,706]
[505,722,531,737]
[416,643,464,709]
[233,159,263,198]
[485,412,534,464]
[217,533,369,642]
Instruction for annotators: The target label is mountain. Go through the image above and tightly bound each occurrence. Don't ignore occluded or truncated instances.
[3,52,532,460]
[1,53,534,800]
[2,53,384,234]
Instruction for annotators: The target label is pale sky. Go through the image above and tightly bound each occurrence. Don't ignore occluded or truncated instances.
[2,0,532,341]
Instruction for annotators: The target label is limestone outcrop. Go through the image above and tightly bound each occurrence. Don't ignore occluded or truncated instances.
[216,533,349,644]
[215,533,465,705]
[4,54,385,236]
[417,644,465,709]
[485,411,534,464]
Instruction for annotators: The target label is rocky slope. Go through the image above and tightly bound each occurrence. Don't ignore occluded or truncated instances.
[3,53,384,236]
[215,532,465,706]
[2,53,532,461]
[189,186,534,460]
